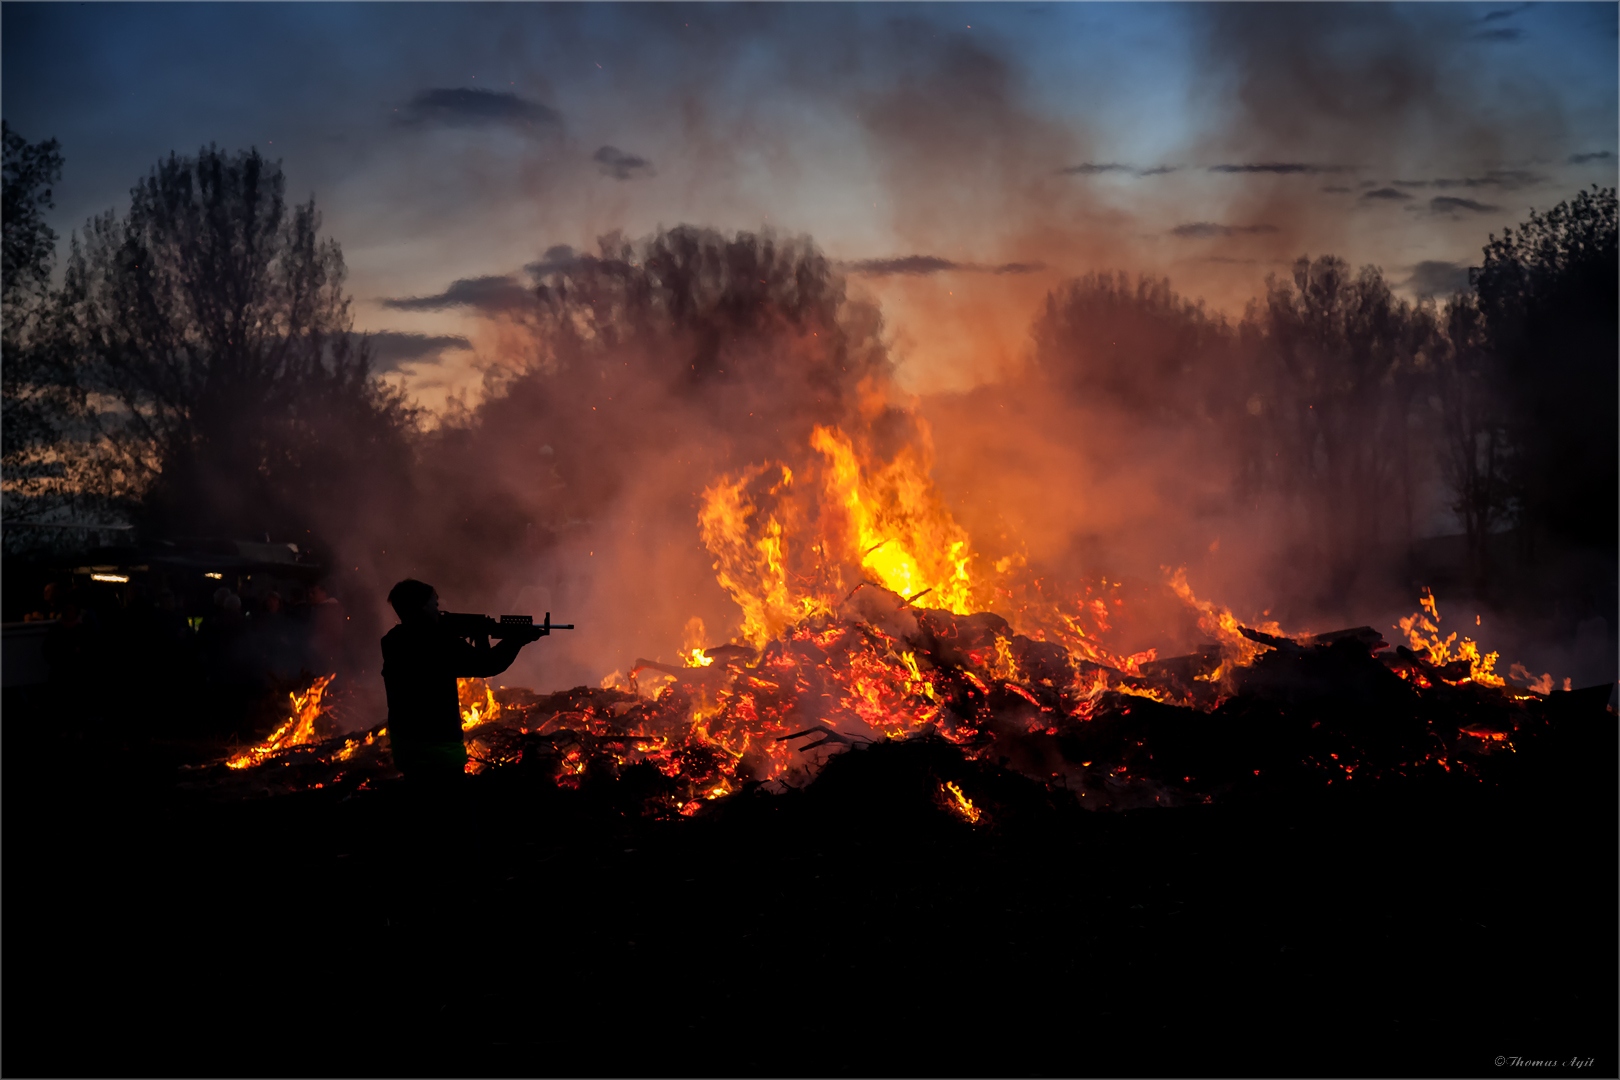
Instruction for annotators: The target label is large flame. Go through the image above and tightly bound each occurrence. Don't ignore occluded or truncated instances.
[699,424,987,649]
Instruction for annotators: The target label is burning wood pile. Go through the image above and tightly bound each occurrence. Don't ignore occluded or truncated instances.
[190,584,1600,812]
[189,423,1608,811]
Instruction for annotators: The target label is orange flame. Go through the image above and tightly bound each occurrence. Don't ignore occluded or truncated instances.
[226,674,336,769]
[1166,567,1278,669]
[459,678,502,730]
[1396,589,1506,687]
[942,780,982,824]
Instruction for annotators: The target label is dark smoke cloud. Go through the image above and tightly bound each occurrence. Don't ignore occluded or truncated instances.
[1426,195,1501,214]
[397,87,561,130]
[1169,222,1279,239]
[1182,3,1580,270]
[844,256,1045,276]
[1472,27,1524,42]
[1361,187,1413,201]
[365,330,473,372]
[1404,260,1472,297]
[379,275,532,313]
[593,145,655,180]
[1569,151,1614,164]
[1207,163,1353,175]
[1482,3,1534,23]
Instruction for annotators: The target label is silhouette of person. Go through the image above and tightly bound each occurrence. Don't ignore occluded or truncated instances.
[306,583,347,675]
[381,579,534,785]
[250,591,298,681]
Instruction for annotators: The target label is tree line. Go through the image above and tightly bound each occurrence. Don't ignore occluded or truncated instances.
[1028,189,1616,604]
[3,128,1614,619]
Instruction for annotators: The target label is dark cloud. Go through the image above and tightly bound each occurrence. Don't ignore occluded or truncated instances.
[843,256,1044,276]
[1058,162,1179,177]
[1568,151,1615,164]
[1428,196,1501,214]
[379,275,532,313]
[1482,3,1533,23]
[1472,27,1524,42]
[1321,186,1353,194]
[849,255,957,276]
[397,87,561,130]
[1404,260,1473,298]
[1393,170,1544,190]
[364,331,473,373]
[1169,222,1280,239]
[593,145,655,180]
[524,244,581,280]
[1207,162,1352,175]
[1361,187,1413,201]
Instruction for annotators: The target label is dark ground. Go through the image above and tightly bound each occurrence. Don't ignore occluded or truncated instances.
[3,683,1616,1080]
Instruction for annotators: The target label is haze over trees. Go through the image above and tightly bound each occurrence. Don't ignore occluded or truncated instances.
[1025,195,1615,614]
[402,225,898,618]
[2,131,1613,635]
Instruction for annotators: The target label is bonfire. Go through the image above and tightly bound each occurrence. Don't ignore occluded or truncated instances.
[200,423,1594,811]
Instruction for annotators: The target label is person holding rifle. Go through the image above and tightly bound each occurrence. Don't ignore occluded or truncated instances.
[381,578,552,785]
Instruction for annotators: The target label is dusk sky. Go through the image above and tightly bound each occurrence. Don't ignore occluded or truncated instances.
[5,2,1616,409]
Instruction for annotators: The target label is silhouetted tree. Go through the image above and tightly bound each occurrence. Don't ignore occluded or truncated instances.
[406,226,893,601]
[2,121,63,301]
[1,123,94,548]
[1032,272,1239,425]
[55,146,415,542]
[1433,292,1514,588]
[1471,185,1618,554]
[1250,256,1432,599]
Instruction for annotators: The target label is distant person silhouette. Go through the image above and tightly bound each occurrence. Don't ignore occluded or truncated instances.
[381,579,534,786]
[306,583,347,675]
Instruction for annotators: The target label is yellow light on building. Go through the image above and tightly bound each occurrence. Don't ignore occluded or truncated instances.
[91,573,129,584]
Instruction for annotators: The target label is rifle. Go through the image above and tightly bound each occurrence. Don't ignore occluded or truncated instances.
[441,611,575,643]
